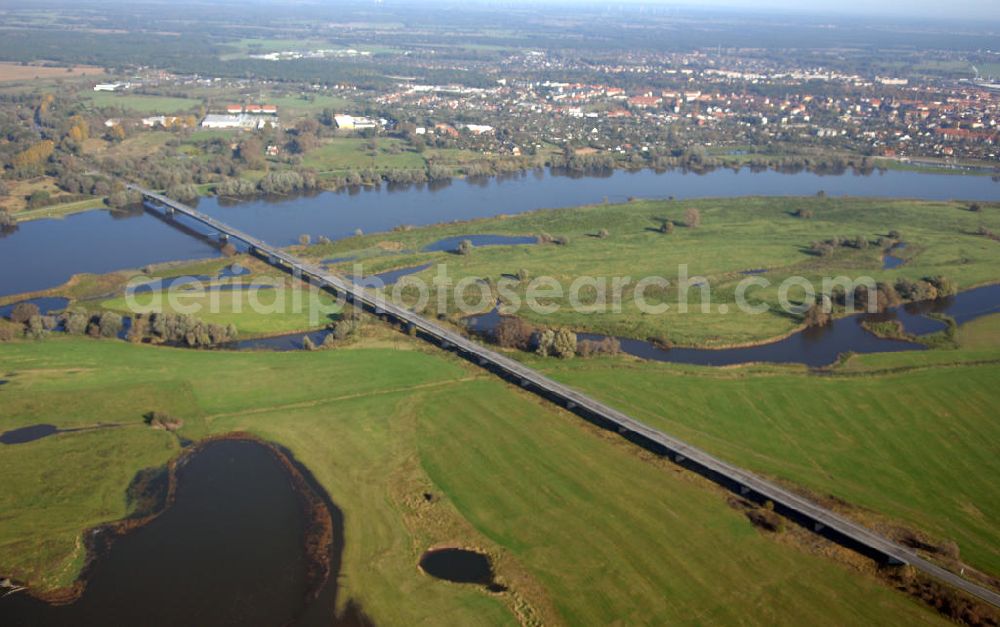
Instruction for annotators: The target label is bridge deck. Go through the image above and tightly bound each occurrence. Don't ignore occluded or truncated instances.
[131,185,1000,609]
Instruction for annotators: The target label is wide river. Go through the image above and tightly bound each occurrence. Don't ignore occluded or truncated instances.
[1,167,999,297]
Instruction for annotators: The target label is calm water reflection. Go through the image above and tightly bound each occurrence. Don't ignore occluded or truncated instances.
[2,168,998,298]
[0,439,343,626]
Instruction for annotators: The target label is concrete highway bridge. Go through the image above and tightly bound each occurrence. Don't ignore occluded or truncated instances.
[132,184,1000,609]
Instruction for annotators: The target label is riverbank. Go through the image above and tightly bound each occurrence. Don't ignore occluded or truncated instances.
[7,158,1000,231]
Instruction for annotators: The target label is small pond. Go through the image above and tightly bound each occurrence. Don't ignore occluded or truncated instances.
[422,234,537,253]
[0,439,354,626]
[234,329,331,351]
[883,242,907,270]
[419,548,505,592]
[349,263,433,287]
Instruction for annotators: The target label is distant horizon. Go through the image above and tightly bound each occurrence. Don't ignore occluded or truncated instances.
[383,0,1000,23]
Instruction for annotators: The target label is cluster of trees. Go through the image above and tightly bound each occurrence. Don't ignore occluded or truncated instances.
[537,232,570,246]
[576,336,622,357]
[305,311,365,350]
[215,177,258,197]
[809,235,874,256]
[258,170,319,195]
[5,306,125,340]
[130,312,238,348]
[535,327,578,358]
[895,276,957,301]
[144,411,184,431]
[165,183,200,203]
[830,276,956,312]
[0,208,16,229]
[486,315,617,359]
[802,300,832,327]
[329,310,364,341]
[106,188,144,209]
[4,305,239,348]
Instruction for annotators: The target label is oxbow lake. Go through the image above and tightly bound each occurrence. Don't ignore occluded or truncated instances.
[2,167,999,297]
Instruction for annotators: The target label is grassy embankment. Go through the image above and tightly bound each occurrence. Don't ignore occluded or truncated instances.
[300,196,1000,347]
[0,335,949,625]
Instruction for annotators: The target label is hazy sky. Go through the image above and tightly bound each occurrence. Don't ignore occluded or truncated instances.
[534,0,999,20]
[697,0,995,18]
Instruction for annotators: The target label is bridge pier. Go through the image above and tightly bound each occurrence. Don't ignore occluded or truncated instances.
[218,232,229,243]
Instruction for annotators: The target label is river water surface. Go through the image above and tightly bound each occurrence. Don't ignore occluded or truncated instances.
[2,167,999,297]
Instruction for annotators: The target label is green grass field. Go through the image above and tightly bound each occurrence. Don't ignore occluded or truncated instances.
[100,283,340,338]
[84,92,201,114]
[533,323,1000,577]
[0,337,948,624]
[303,196,1000,346]
[302,137,427,172]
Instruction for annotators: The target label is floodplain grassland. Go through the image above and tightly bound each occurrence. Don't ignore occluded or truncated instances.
[302,137,427,173]
[99,281,340,338]
[302,196,1000,347]
[532,317,1000,578]
[0,336,949,625]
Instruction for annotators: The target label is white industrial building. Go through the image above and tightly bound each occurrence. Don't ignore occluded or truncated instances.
[333,114,377,130]
[200,114,278,131]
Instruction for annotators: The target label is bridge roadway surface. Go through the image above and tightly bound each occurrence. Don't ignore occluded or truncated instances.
[132,185,1000,609]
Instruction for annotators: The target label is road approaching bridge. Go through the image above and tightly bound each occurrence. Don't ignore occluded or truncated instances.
[131,185,1000,609]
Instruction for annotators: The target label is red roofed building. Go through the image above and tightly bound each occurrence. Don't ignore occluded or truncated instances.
[627,96,661,108]
[226,104,243,114]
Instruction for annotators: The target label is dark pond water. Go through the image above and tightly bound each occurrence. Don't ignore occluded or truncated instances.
[4,167,999,298]
[234,329,331,351]
[0,439,341,626]
[422,234,538,253]
[419,548,503,591]
[0,297,70,319]
[127,263,257,296]
[0,424,59,444]
[883,242,907,270]
[468,284,1000,367]
[349,263,433,287]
